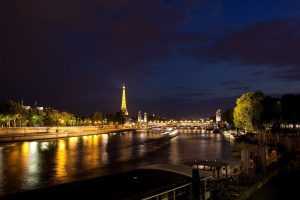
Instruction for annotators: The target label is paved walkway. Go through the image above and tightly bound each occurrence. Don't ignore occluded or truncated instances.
[247,167,300,200]
[0,128,136,142]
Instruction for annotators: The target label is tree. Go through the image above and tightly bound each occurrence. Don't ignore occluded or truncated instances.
[104,113,115,124]
[115,110,125,124]
[0,100,27,127]
[0,114,8,127]
[261,96,280,126]
[27,108,45,127]
[115,110,125,125]
[233,91,265,133]
[104,111,125,125]
[44,109,61,126]
[90,111,102,122]
[60,111,76,126]
[222,109,234,127]
[280,94,300,123]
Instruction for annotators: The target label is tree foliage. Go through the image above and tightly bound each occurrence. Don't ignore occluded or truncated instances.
[0,100,27,127]
[90,111,102,122]
[44,109,60,126]
[43,109,75,126]
[233,92,300,132]
[261,96,280,125]
[221,109,234,127]
[27,108,46,127]
[104,110,125,125]
[115,110,125,124]
[233,91,265,133]
[0,100,77,127]
[279,94,300,123]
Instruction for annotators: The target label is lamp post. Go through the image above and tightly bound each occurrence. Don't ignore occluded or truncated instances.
[56,119,59,133]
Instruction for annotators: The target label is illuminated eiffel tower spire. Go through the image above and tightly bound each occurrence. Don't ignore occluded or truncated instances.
[121,84,129,116]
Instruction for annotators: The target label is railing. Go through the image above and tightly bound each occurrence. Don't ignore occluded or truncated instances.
[142,183,192,200]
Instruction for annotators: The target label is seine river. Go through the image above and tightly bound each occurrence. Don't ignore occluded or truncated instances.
[0,129,237,196]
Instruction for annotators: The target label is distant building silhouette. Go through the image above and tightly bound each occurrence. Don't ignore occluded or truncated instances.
[144,112,147,123]
[216,109,221,122]
[138,111,142,123]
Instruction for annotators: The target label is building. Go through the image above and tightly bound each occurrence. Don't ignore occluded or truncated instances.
[138,111,142,123]
[144,112,147,123]
[137,111,148,128]
[21,100,44,111]
[121,84,129,116]
[36,107,44,111]
[216,109,221,123]
[22,106,31,110]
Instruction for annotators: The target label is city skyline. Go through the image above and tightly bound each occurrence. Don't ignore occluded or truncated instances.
[1,0,300,118]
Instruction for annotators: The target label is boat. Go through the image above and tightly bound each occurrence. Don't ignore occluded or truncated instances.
[213,127,220,133]
[223,130,236,140]
[148,127,162,131]
[162,128,179,137]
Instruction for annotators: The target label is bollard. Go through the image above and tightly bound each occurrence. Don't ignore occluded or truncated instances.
[192,164,201,200]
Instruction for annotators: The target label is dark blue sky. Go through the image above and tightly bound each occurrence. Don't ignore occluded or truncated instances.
[1,0,300,118]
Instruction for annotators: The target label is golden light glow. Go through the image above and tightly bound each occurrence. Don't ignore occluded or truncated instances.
[21,142,30,159]
[56,140,67,178]
[101,134,108,164]
[121,84,129,115]
[69,137,79,150]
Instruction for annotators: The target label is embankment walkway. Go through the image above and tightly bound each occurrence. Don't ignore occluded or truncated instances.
[0,126,136,142]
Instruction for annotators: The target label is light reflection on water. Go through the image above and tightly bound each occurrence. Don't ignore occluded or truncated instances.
[0,129,236,196]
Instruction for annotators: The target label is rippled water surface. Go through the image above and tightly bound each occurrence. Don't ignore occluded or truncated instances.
[0,129,236,196]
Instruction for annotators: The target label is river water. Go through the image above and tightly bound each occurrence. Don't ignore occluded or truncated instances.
[0,129,237,196]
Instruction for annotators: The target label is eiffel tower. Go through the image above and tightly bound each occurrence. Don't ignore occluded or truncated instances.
[121,84,129,116]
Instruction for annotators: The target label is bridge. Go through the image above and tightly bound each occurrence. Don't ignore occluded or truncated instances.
[148,120,214,129]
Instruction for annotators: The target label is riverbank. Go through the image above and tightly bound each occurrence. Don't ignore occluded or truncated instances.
[0,126,137,142]
[246,169,300,200]
[245,153,300,200]
[236,169,279,200]
[233,133,300,200]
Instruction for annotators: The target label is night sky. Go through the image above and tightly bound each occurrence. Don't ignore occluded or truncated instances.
[1,0,300,118]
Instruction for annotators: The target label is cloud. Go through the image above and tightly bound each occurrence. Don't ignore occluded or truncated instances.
[192,18,300,81]
[251,70,265,76]
[273,68,300,81]
[0,0,213,115]
[218,81,241,85]
[177,91,211,97]
[1,1,299,116]
[165,87,211,97]
[218,81,252,91]
[0,1,187,88]
[138,95,236,118]
[228,86,252,91]
[219,80,251,91]
[0,0,224,79]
